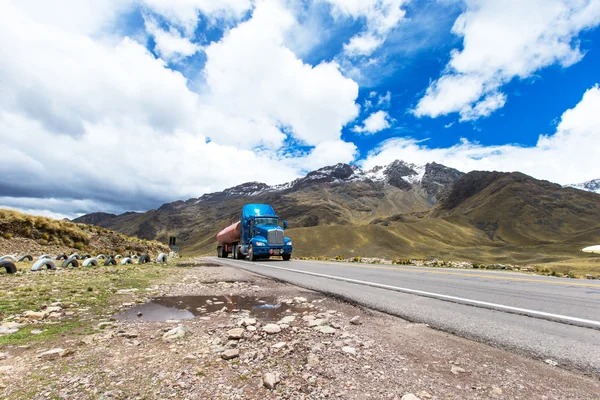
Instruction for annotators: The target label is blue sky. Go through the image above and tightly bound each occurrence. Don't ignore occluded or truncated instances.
[1,0,599,219]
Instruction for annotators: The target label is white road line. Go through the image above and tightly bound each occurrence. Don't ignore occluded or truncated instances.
[218,258,600,329]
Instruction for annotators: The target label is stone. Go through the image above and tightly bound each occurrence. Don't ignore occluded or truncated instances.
[302,315,316,322]
[451,366,466,375]
[0,366,13,372]
[0,352,8,360]
[262,324,281,334]
[315,326,336,334]
[31,329,44,335]
[23,310,46,320]
[221,349,240,360]
[350,316,362,325]
[162,325,189,341]
[242,318,257,326]
[262,372,277,390]
[491,386,503,395]
[246,325,257,332]
[544,359,558,367]
[183,354,198,361]
[401,394,420,400]
[38,348,73,361]
[45,306,62,313]
[228,328,245,340]
[272,342,287,349]
[307,353,319,367]
[417,391,432,399]
[0,322,23,335]
[308,319,327,327]
[278,316,296,325]
[342,346,356,356]
[293,297,308,304]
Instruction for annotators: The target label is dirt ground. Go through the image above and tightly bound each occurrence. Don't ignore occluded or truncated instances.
[1,258,599,399]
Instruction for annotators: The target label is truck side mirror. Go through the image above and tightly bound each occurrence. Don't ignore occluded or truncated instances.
[283,220,288,229]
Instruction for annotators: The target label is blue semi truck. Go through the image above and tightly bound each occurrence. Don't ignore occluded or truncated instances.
[216,204,292,261]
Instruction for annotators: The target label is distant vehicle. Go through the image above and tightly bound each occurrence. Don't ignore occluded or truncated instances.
[216,204,292,261]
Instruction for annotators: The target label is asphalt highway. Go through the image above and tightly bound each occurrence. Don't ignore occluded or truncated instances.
[210,256,600,375]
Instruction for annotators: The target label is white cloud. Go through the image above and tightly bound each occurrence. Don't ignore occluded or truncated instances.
[141,0,254,36]
[364,84,600,184]
[343,33,384,56]
[0,0,362,218]
[353,110,391,134]
[144,16,202,61]
[377,90,391,108]
[325,0,408,56]
[202,0,360,147]
[415,0,600,120]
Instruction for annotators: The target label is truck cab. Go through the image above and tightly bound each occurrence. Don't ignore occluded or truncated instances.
[217,204,292,261]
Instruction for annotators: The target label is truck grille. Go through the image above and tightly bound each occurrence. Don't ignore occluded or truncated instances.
[267,229,284,245]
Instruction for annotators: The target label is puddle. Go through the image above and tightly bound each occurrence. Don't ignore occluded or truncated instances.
[113,295,311,322]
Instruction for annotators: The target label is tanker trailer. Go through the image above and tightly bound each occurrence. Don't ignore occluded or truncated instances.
[216,204,292,261]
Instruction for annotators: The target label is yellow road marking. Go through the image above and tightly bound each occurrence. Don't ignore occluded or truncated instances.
[298,260,600,288]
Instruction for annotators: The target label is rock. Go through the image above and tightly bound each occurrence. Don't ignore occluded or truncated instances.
[162,325,189,341]
[308,319,327,327]
[315,326,336,334]
[0,352,8,360]
[272,342,287,349]
[401,394,421,400]
[544,359,558,367]
[242,318,257,326]
[350,316,362,325]
[38,348,73,361]
[183,354,198,361]
[31,329,44,335]
[221,349,240,360]
[307,353,319,367]
[278,316,296,325]
[137,312,143,317]
[228,328,245,340]
[45,306,62,313]
[262,324,281,334]
[451,366,466,375]
[342,346,356,356]
[585,274,595,280]
[417,391,432,399]
[23,310,46,320]
[302,315,316,322]
[293,297,308,304]
[0,322,23,335]
[491,386,503,395]
[246,325,257,332]
[262,372,277,390]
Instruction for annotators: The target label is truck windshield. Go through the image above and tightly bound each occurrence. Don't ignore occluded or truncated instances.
[254,217,278,226]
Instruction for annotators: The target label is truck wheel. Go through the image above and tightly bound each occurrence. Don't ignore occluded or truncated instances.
[282,255,291,261]
[248,245,256,262]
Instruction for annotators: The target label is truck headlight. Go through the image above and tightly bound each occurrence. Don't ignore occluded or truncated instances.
[285,241,292,246]
[255,242,266,246]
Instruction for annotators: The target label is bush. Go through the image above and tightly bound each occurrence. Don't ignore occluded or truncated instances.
[392,258,412,265]
[39,239,48,246]
[74,241,85,251]
[352,256,362,263]
[335,255,343,261]
[2,232,13,240]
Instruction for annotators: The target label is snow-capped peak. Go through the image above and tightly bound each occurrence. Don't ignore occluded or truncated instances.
[566,179,600,194]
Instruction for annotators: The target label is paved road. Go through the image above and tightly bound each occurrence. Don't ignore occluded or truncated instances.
[210,257,600,375]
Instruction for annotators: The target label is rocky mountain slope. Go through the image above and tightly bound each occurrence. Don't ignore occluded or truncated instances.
[0,209,168,257]
[73,160,600,264]
[567,178,600,194]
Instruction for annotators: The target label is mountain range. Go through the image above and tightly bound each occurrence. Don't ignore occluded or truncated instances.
[566,178,600,194]
[74,160,600,266]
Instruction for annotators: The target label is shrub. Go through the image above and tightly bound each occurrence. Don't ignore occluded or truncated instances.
[2,232,13,240]
[74,241,85,251]
[352,256,362,263]
[39,239,48,245]
[335,255,343,261]
[392,258,412,265]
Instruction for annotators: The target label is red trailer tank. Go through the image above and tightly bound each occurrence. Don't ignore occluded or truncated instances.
[216,221,241,245]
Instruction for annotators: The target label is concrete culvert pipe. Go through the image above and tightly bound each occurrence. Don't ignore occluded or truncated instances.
[96,254,106,259]
[138,254,150,264]
[38,254,51,260]
[18,255,33,262]
[69,253,80,260]
[115,254,123,260]
[120,257,133,265]
[61,257,79,269]
[31,259,57,271]
[131,254,139,259]
[0,260,17,274]
[0,255,17,262]
[104,257,117,266]
[80,254,91,260]
[156,253,167,263]
[56,254,68,260]
[82,258,98,267]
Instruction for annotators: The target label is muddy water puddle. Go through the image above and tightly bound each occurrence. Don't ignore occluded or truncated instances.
[113,295,311,322]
